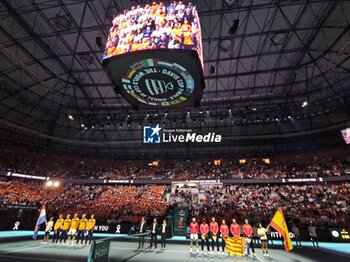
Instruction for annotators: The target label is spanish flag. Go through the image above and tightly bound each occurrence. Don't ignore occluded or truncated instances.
[225,236,244,255]
[269,207,293,252]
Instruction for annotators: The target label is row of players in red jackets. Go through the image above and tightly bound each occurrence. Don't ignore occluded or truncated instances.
[188,217,257,256]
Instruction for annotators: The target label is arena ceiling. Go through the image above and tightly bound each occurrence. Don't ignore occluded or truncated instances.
[0,0,349,158]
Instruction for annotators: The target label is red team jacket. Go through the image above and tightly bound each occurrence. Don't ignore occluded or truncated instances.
[220,224,229,238]
[200,223,209,236]
[230,223,241,236]
[190,222,199,234]
[210,222,219,235]
[242,224,253,237]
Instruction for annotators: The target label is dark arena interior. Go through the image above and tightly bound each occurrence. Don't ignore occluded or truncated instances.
[0,0,350,261]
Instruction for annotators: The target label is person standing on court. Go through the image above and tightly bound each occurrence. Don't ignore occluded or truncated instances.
[210,217,219,254]
[160,219,167,250]
[292,223,302,247]
[189,217,199,254]
[52,214,64,244]
[242,219,256,257]
[84,214,96,247]
[138,216,147,249]
[150,218,159,250]
[220,219,229,255]
[308,221,319,248]
[257,223,269,257]
[230,218,241,238]
[200,219,210,255]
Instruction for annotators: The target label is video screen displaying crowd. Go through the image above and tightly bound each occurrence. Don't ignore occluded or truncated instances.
[103,1,202,60]
[1,177,349,228]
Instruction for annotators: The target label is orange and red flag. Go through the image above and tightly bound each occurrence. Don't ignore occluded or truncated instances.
[269,207,293,252]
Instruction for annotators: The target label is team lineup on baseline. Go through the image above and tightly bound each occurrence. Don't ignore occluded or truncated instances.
[38,209,305,258]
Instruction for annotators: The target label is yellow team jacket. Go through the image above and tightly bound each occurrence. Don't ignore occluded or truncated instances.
[86,218,96,231]
[70,217,80,229]
[62,218,71,231]
[54,218,64,230]
[78,218,88,231]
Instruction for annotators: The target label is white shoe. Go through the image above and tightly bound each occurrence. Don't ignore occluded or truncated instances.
[189,248,192,254]
[264,253,266,257]
[266,253,269,257]
[41,242,45,244]
[196,249,199,254]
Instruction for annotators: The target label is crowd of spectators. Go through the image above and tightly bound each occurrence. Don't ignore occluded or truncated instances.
[1,176,349,228]
[1,148,349,181]
[190,183,350,228]
[0,178,168,223]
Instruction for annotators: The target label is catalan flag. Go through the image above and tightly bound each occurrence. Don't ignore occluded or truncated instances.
[225,236,244,255]
[269,207,293,252]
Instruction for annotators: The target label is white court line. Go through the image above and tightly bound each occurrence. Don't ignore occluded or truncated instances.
[0,245,42,254]
[111,247,268,260]
[0,254,80,262]
[111,246,188,253]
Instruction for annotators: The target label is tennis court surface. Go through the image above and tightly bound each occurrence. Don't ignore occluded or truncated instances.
[0,239,350,262]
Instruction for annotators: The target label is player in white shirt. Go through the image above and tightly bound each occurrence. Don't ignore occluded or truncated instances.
[42,217,54,244]
[257,223,269,257]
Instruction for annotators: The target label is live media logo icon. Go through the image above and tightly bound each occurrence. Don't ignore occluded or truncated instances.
[143,125,162,144]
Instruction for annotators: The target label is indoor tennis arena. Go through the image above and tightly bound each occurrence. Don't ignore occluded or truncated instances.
[0,0,349,262]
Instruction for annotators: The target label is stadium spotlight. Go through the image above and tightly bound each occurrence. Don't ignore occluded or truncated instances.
[252,107,257,111]
[302,101,308,107]
[68,115,74,120]
[81,124,85,128]
[46,181,53,187]
[53,181,60,187]
[288,115,292,119]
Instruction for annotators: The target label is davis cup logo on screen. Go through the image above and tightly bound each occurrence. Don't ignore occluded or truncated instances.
[143,125,162,144]
[122,59,195,107]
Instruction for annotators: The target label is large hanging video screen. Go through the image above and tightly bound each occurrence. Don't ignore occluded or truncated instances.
[102,1,204,109]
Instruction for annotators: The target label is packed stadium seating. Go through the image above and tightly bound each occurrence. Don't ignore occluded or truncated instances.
[1,148,349,180]
[1,176,349,228]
